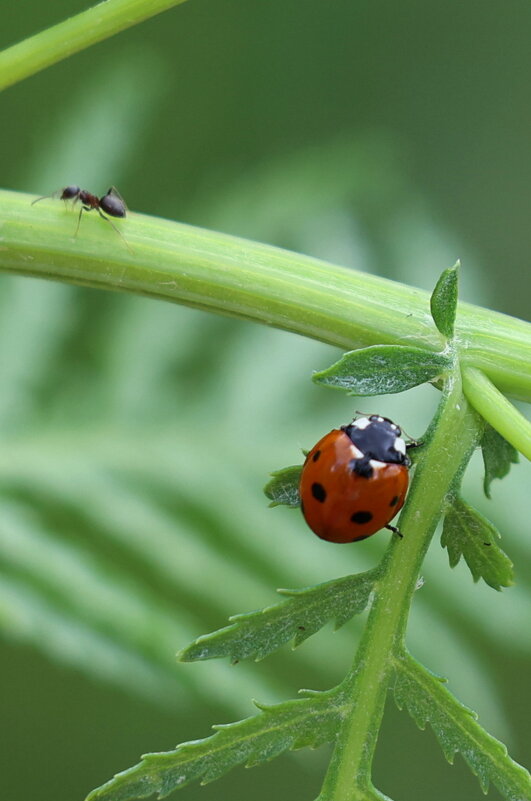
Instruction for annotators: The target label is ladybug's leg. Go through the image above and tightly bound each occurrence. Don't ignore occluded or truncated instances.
[406,440,423,452]
[404,439,423,468]
[386,523,403,539]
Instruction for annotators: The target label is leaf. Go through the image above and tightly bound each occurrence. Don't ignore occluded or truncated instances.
[85,685,347,801]
[178,569,380,663]
[481,424,519,499]
[441,496,513,590]
[264,465,302,507]
[0,572,186,711]
[430,261,459,339]
[0,277,355,714]
[393,652,531,801]
[312,345,450,396]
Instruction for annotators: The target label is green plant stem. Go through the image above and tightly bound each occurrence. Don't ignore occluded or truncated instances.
[462,366,531,460]
[1,189,530,402]
[0,0,188,92]
[317,369,481,801]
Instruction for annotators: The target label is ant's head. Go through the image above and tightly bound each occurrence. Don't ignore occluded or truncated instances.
[60,186,81,200]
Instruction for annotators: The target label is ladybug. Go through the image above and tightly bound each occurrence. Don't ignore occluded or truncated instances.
[299,415,413,543]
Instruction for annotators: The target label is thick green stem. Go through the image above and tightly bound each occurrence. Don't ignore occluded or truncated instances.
[0,0,189,92]
[317,370,481,801]
[462,366,531,460]
[1,190,531,402]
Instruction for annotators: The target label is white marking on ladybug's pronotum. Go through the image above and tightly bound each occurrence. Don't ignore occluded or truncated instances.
[349,444,364,460]
[394,437,406,455]
[352,417,371,429]
[369,459,387,470]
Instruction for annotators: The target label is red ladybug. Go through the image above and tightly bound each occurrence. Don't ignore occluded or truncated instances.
[299,415,413,543]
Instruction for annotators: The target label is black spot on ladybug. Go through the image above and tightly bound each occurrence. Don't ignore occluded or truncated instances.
[349,457,374,478]
[351,510,373,524]
[311,482,327,502]
[389,495,399,507]
[312,449,321,462]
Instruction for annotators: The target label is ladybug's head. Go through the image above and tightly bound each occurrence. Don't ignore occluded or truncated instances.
[367,414,402,437]
[341,415,408,466]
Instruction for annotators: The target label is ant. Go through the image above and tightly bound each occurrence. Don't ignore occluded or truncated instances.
[32,185,130,248]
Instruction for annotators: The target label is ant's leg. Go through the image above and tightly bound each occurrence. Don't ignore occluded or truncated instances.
[74,205,90,237]
[97,209,132,253]
[106,186,127,209]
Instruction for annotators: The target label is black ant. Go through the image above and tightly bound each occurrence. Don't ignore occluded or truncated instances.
[32,185,130,248]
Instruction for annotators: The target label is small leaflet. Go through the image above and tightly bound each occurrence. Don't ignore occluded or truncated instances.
[393,651,531,801]
[85,685,346,801]
[441,496,513,590]
[481,424,519,499]
[430,261,459,339]
[264,465,302,507]
[312,345,450,396]
[178,569,380,663]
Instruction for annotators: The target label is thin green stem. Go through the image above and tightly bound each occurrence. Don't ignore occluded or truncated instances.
[317,369,482,801]
[462,366,531,460]
[0,0,188,92]
[1,190,531,402]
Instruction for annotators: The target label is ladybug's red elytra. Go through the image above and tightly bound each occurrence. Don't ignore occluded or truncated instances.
[299,415,413,543]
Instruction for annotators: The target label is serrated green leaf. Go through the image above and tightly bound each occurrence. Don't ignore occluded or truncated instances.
[178,569,380,663]
[393,652,531,801]
[481,424,519,499]
[264,465,302,507]
[312,345,450,396]
[441,496,513,590]
[430,262,459,339]
[86,685,347,801]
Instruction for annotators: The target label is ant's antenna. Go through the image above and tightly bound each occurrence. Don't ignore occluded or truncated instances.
[31,194,53,206]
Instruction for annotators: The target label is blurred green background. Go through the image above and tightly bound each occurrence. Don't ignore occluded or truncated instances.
[0,2,530,800]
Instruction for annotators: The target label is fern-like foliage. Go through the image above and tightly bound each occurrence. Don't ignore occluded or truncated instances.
[393,651,531,801]
[441,496,514,590]
[481,424,519,499]
[179,569,380,662]
[264,465,302,507]
[86,685,347,801]
[0,120,529,801]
